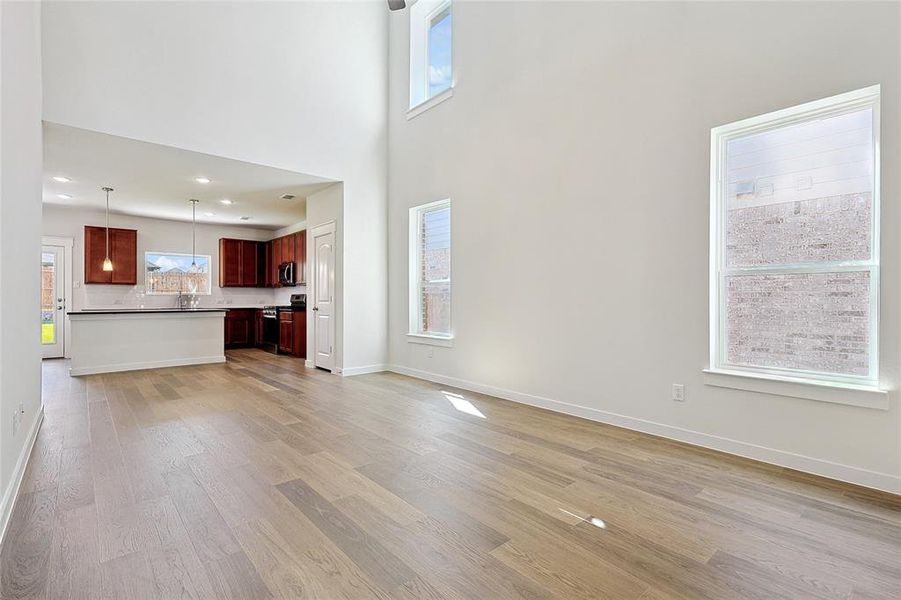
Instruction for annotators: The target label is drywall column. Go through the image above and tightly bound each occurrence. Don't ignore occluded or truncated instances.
[0,0,44,539]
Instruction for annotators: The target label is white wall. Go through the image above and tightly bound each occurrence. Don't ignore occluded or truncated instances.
[0,0,43,537]
[387,2,901,491]
[41,0,388,372]
[42,205,303,311]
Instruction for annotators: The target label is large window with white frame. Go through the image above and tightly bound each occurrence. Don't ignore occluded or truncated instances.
[409,0,453,110]
[145,252,212,295]
[409,199,451,340]
[710,86,880,387]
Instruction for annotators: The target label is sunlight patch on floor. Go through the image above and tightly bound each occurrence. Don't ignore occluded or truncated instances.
[442,390,486,418]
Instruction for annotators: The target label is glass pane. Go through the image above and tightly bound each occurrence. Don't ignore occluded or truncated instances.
[417,203,451,335]
[422,207,450,282]
[427,7,452,98]
[146,253,212,294]
[725,108,873,267]
[422,281,451,335]
[725,271,870,376]
[41,252,56,345]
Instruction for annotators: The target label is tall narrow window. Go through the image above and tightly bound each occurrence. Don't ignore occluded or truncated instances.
[409,199,451,340]
[410,0,453,110]
[710,86,880,386]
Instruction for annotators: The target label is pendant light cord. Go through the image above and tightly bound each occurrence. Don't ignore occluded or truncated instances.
[190,199,198,268]
[105,188,110,256]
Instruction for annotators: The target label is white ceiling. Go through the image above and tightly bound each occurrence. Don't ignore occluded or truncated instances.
[43,122,336,230]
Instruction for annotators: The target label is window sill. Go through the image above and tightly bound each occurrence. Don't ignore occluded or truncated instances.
[407,333,454,347]
[407,87,454,120]
[702,368,888,410]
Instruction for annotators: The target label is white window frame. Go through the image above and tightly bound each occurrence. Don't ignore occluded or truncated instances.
[144,251,213,295]
[408,199,452,346]
[408,0,453,117]
[708,85,882,396]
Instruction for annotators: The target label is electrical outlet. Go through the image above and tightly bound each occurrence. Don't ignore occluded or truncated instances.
[672,383,685,402]
[427,348,434,359]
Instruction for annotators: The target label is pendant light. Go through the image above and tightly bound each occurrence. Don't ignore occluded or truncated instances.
[101,187,114,271]
[188,199,200,273]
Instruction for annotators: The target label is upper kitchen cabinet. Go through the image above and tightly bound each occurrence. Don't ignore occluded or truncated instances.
[84,225,138,285]
[269,236,282,287]
[219,238,264,287]
[221,232,305,288]
[294,230,306,285]
[267,231,306,287]
[281,233,295,264]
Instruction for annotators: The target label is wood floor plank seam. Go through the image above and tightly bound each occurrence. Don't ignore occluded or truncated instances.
[1,351,898,600]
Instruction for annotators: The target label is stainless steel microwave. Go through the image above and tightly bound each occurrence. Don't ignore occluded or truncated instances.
[278,261,296,286]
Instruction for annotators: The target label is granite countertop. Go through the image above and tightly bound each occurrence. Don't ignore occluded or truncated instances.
[67,308,230,315]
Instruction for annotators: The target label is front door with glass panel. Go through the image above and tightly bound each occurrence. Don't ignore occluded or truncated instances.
[41,245,65,358]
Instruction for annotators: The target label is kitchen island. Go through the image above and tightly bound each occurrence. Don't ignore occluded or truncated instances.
[67,308,227,375]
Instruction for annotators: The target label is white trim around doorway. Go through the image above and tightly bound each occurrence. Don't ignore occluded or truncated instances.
[42,236,74,359]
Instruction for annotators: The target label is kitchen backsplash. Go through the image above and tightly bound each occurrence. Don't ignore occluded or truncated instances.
[78,283,308,310]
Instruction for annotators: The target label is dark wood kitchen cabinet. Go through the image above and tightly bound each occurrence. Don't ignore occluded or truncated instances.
[84,225,137,285]
[219,238,264,287]
[281,234,295,265]
[225,309,254,348]
[269,237,282,287]
[294,231,306,285]
[291,310,306,357]
[219,238,242,287]
[254,309,265,346]
[220,231,305,289]
[277,310,306,357]
[278,311,293,355]
[240,240,260,287]
[265,231,306,287]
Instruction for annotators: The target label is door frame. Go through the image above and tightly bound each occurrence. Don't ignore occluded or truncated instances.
[41,236,74,359]
[309,221,337,372]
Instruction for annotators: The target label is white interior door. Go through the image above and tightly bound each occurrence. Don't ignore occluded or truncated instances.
[41,245,66,359]
[312,223,336,371]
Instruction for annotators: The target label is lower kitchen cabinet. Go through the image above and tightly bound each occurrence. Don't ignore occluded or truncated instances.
[254,309,265,346]
[277,310,306,358]
[291,310,306,358]
[225,309,254,348]
[279,311,293,354]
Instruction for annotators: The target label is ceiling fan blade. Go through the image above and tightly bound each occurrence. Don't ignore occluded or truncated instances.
[387,0,406,10]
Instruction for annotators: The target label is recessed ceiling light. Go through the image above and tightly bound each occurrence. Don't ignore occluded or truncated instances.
[57,194,73,200]
[203,212,216,217]
[195,176,211,184]
[53,176,71,183]
[219,199,233,205]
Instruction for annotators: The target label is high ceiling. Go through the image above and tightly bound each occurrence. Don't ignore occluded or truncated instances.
[42,123,335,230]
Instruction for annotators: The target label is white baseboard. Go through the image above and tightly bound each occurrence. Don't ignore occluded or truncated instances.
[387,364,900,495]
[69,355,226,376]
[304,359,314,369]
[341,364,388,377]
[0,407,44,546]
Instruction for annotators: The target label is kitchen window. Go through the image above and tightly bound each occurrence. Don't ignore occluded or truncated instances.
[709,86,880,390]
[409,0,453,113]
[145,252,212,295]
[409,199,451,343]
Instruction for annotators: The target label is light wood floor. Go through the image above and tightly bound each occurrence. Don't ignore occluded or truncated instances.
[1,350,899,599]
